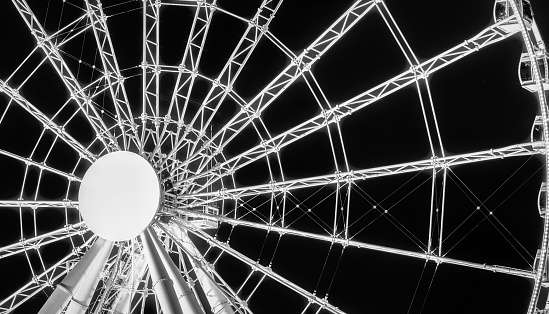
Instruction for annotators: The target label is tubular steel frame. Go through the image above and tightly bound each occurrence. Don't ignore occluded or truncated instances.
[0,0,547,313]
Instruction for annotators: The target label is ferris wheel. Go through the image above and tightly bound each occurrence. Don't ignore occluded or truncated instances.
[1,0,549,313]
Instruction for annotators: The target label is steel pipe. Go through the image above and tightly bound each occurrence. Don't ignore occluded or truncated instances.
[38,237,114,314]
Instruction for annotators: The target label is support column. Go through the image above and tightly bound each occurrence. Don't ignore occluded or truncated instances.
[141,227,204,314]
[38,237,114,314]
[172,226,234,314]
[149,227,204,314]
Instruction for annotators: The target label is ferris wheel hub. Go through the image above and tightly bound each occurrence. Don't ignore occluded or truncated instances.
[78,151,160,241]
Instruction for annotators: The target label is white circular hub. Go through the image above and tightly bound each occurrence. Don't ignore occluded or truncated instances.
[78,151,160,241]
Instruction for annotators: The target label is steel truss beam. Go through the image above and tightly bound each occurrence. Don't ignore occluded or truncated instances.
[181,142,544,206]
[0,148,82,182]
[0,200,79,208]
[141,0,160,152]
[0,237,95,314]
[0,222,87,260]
[0,79,97,162]
[84,0,139,151]
[170,0,377,176]
[11,0,118,151]
[175,0,283,165]
[177,15,521,188]
[156,0,217,161]
[174,210,536,280]
[3,3,124,127]
[2,10,98,88]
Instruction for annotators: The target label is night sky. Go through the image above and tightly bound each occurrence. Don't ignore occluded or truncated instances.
[1,0,549,313]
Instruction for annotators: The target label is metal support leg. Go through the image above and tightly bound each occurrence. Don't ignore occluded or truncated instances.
[173,227,233,314]
[149,227,205,314]
[38,237,114,314]
[141,227,204,314]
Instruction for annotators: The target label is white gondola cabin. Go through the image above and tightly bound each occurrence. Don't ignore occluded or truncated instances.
[539,182,547,217]
[519,51,549,92]
[531,115,544,146]
[494,0,533,32]
[534,249,549,286]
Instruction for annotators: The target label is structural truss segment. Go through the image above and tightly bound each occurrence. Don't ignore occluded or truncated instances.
[181,141,544,206]
[84,0,139,151]
[0,79,96,162]
[173,0,377,174]
[0,222,87,261]
[141,0,160,149]
[174,210,536,280]
[0,148,82,182]
[168,0,283,165]
[160,0,217,161]
[0,200,79,208]
[179,15,522,187]
[11,0,118,152]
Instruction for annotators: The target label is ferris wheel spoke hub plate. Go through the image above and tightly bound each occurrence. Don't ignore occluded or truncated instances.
[78,151,160,241]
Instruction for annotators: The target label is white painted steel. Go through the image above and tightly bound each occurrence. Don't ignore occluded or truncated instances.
[141,227,184,314]
[0,0,547,313]
[38,238,113,314]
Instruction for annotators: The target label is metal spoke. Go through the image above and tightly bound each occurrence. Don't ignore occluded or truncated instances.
[0,200,79,208]
[0,222,87,261]
[153,0,217,162]
[173,210,535,279]
[0,1,546,313]
[0,148,81,182]
[170,0,377,175]
[84,0,139,151]
[11,0,118,151]
[141,0,160,153]
[170,0,284,164]
[173,14,522,189]
[180,142,544,207]
[0,79,96,162]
